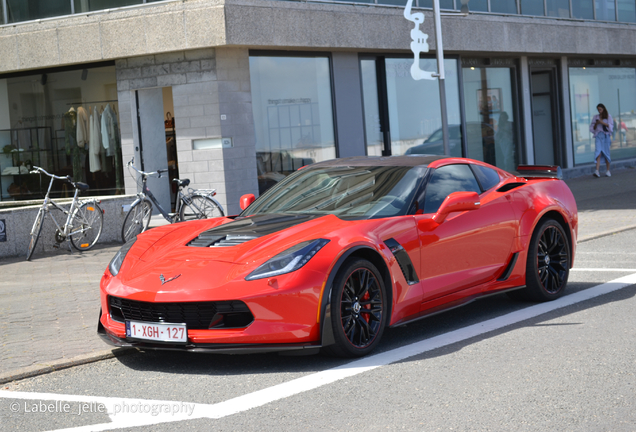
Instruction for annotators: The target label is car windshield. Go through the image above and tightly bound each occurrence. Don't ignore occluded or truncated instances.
[243,165,426,219]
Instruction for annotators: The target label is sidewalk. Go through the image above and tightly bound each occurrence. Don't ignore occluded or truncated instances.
[0,167,635,384]
[564,166,636,242]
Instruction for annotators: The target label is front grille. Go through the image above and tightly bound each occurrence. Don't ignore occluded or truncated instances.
[108,296,253,329]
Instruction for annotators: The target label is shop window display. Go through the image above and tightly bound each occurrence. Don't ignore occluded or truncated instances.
[569,67,636,165]
[249,55,336,195]
[0,66,123,201]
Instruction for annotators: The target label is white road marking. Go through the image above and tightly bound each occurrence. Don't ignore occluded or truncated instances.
[2,272,636,432]
[571,268,636,272]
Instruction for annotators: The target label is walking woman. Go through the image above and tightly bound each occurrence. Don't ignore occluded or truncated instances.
[590,103,613,177]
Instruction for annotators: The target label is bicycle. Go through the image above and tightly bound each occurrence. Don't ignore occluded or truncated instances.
[121,158,225,243]
[26,167,104,261]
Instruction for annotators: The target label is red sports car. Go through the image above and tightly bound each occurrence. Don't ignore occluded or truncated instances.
[98,156,577,357]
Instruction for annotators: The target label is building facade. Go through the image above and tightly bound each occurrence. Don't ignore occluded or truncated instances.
[1,0,635,214]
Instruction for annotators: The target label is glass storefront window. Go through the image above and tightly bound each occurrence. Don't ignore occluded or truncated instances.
[0,66,123,201]
[383,58,461,158]
[618,0,636,22]
[596,0,617,20]
[572,0,595,19]
[249,56,336,195]
[462,66,519,173]
[6,0,71,23]
[569,67,636,165]
[521,0,545,15]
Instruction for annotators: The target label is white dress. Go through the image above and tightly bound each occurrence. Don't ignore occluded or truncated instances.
[89,106,102,172]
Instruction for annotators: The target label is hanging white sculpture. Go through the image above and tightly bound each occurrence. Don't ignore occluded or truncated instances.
[404,0,436,81]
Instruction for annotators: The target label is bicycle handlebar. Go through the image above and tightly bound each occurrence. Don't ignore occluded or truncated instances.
[127,158,169,178]
[30,166,72,183]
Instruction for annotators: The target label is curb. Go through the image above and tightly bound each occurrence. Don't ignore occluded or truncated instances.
[578,224,636,243]
[0,348,134,385]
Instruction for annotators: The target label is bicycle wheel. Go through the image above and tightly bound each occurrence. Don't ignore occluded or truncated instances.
[179,195,224,221]
[70,202,104,251]
[26,208,45,261]
[121,199,152,243]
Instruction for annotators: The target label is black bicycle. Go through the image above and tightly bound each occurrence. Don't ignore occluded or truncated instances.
[121,158,225,242]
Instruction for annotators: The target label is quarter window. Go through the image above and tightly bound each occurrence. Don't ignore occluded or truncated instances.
[472,165,501,192]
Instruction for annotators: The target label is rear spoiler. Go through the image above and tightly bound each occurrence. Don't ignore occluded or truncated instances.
[515,164,562,180]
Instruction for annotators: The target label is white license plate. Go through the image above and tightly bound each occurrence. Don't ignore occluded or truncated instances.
[125,321,187,343]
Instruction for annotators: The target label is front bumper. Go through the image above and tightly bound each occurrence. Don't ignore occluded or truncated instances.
[97,319,322,354]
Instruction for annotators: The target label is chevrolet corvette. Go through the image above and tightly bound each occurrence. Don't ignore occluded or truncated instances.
[98,156,578,357]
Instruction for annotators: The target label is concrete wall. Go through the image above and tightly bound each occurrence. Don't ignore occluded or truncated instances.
[3,0,636,75]
[0,195,133,259]
[115,47,257,215]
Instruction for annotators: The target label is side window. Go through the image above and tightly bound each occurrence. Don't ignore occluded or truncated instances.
[423,165,481,214]
[472,165,501,192]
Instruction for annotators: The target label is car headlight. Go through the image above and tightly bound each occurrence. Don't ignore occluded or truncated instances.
[245,239,330,281]
[108,237,137,276]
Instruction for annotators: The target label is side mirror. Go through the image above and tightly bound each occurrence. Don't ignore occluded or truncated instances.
[240,194,256,210]
[432,191,480,224]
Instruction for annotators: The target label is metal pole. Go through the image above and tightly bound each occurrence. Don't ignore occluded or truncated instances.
[432,0,450,155]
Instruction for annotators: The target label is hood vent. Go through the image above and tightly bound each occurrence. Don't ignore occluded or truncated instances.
[187,214,319,248]
[188,234,258,248]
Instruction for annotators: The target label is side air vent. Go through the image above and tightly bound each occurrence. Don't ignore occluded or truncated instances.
[497,182,526,193]
[188,234,258,247]
[497,252,519,281]
[384,238,419,285]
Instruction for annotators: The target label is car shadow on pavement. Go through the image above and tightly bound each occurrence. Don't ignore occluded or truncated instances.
[112,283,635,376]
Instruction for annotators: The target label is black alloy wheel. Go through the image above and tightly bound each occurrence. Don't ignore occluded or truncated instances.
[325,258,387,357]
[523,219,570,301]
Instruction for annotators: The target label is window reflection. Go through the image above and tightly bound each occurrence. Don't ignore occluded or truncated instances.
[569,67,636,165]
[417,0,456,9]
[572,0,595,19]
[249,56,336,195]
[617,0,636,22]
[491,0,518,14]
[360,60,384,157]
[384,58,461,157]
[6,0,71,23]
[521,0,545,15]
[462,67,518,172]
[466,0,488,12]
[423,164,481,214]
[596,0,617,20]
[547,0,570,17]
[74,0,139,13]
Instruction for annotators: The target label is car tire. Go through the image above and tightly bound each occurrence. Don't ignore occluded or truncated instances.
[522,218,571,302]
[323,258,387,358]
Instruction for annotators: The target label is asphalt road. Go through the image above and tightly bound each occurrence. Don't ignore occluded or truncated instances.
[1,228,635,431]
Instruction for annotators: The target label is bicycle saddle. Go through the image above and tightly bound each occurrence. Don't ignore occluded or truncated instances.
[173,178,190,187]
[75,182,90,191]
